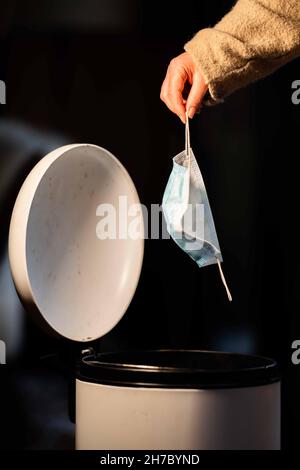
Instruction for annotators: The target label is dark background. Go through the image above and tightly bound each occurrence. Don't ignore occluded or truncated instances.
[0,0,299,450]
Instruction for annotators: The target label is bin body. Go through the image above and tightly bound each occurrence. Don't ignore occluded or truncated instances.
[76,379,280,450]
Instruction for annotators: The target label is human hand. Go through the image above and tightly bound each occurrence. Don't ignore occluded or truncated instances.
[160,52,208,124]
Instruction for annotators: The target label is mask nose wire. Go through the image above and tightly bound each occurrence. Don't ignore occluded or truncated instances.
[186,110,232,302]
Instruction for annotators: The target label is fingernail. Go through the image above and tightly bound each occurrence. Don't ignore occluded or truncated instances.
[188,107,196,119]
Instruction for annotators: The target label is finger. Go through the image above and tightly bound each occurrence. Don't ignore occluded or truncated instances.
[160,70,173,109]
[160,76,168,104]
[160,77,181,121]
[161,66,187,123]
[162,92,185,123]
[186,72,208,119]
[169,91,186,123]
[167,70,188,123]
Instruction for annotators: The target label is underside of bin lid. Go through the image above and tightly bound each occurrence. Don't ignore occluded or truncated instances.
[8,144,144,342]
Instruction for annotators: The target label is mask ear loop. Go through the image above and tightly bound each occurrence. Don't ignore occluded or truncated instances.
[185,111,191,169]
[186,111,232,302]
[216,258,232,302]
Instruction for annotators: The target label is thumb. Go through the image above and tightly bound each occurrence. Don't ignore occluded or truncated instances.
[186,71,208,118]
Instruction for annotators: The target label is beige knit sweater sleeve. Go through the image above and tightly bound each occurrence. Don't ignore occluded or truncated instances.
[184,0,300,104]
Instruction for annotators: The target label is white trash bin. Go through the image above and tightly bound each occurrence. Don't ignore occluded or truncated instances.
[76,349,280,450]
[8,143,281,450]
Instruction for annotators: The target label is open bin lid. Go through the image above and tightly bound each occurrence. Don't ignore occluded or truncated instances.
[8,144,144,342]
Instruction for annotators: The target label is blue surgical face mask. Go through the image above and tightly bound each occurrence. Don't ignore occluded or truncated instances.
[162,114,232,301]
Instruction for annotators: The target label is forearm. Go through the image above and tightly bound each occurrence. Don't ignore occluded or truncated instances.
[184,0,300,104]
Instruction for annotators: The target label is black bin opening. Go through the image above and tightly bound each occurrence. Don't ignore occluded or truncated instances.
[77,349,280,389]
